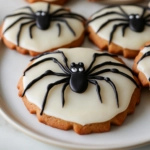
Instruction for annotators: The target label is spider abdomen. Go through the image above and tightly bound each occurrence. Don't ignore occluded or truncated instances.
[36,11,50,30]
[129,17,145,32]
[70,73,88,93]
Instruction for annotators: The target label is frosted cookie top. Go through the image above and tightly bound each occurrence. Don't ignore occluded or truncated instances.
[2,2,85,52]
[22,47,138,125]
[88,5,150,50]
[137,46,150,81]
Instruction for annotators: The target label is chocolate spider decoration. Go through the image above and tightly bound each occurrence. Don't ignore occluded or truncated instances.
[3,3,85,46]
[22,51,139,115]
[88,5,150,44]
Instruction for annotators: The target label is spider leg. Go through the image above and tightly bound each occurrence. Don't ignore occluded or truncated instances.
[29,23,36,38]
[85,53,117,74]
[89,76,119,107]
[50,8,68,16]
[118,6,128,16]
[54,13,86,22]
[31,51,71,73]
[145,14,150,19]
[40,77,69,115]
[22,70,69,96]
[87,11,127,24]
[17,20,34,46]
[24,57,69,75]
[96,18,128,33]
[89,68,139,88]
[57,23,61,37]
[47,3,50,13]
[109,23,128,44]
[145,23,150,27]
[4,13,34,20]
[141,8,146,18]
[21,6,35,14]
[137,51,150,64]
[3,17,34,34]
[51,18,76,36]
[88,79,102,103]
[87,61,133,75]
[122,24,128,37]
[62,82,69,107]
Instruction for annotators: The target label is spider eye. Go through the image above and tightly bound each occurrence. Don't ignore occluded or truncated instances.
[71,67,77,72]
[129,15,134,19]
[36,12,41,16]
[79,67,83,72]
[41,12,46,16]
[136,15,140,19]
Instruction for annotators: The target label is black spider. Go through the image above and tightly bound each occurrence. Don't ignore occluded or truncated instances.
[22,51,139,115]
[87,5,150,44]
[3,3,85,46]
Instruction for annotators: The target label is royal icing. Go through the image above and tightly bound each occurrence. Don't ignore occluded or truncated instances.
[22,48,137,125]
[88,5,150,50]
[137,46,150,81]
[2,2,85,52]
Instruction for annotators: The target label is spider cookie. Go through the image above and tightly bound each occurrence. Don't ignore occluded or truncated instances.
[1,2,85,56]
[133,44,150,87]
[26,0,69,5]
[87,5,150,58]
[18,47,140,134]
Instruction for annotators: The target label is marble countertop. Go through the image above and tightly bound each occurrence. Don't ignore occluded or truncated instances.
[0,115,149,150]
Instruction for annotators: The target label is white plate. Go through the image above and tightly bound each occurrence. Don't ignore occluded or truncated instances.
[0,0,150,150]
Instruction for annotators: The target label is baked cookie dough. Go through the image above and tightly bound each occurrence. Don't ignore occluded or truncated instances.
[26,0,69,5]
[87,5,150,58]
[18,47,140,134]
[1,2,85,56]
[133,43,150,87]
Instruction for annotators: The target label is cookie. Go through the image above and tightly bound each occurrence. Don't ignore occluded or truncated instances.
[87,5,150,58]
[133,43,150,87]
[0,2,85,56]
[26,0,69,5]
[17,47,140,134]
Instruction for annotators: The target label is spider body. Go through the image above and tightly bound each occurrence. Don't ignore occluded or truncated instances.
[22,50,139,115]
[70,62,88,93]
[35,11,50,30]
[129,14,144,32]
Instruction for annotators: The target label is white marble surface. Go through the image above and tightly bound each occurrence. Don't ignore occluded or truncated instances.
[0,115,149,150]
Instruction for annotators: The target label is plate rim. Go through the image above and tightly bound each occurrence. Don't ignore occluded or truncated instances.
[0,96,150,150]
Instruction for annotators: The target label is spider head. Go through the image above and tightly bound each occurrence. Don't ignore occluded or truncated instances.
[70,62,85,73]
[35,11,50,30]
[129,14,145,32]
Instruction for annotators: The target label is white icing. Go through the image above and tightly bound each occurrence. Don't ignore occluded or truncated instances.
[89,5,150,50]
[22,47,136,125]
[2,2,84,52]
[137,46,150,80]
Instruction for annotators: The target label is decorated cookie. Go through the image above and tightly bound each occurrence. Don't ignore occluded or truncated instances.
[87,5,150,58]
[26,0,69,5]
[133,43,150,87]
[1,2,85,56]
[18,47,140,134]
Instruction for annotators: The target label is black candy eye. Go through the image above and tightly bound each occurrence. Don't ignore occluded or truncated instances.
[36,12,41,16]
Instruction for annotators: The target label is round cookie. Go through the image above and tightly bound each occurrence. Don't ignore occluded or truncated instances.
[26,0,69,5]
[17,47,140,134]
[87,5,150,58]
[0,2,85,56]
[133,43,150,87]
